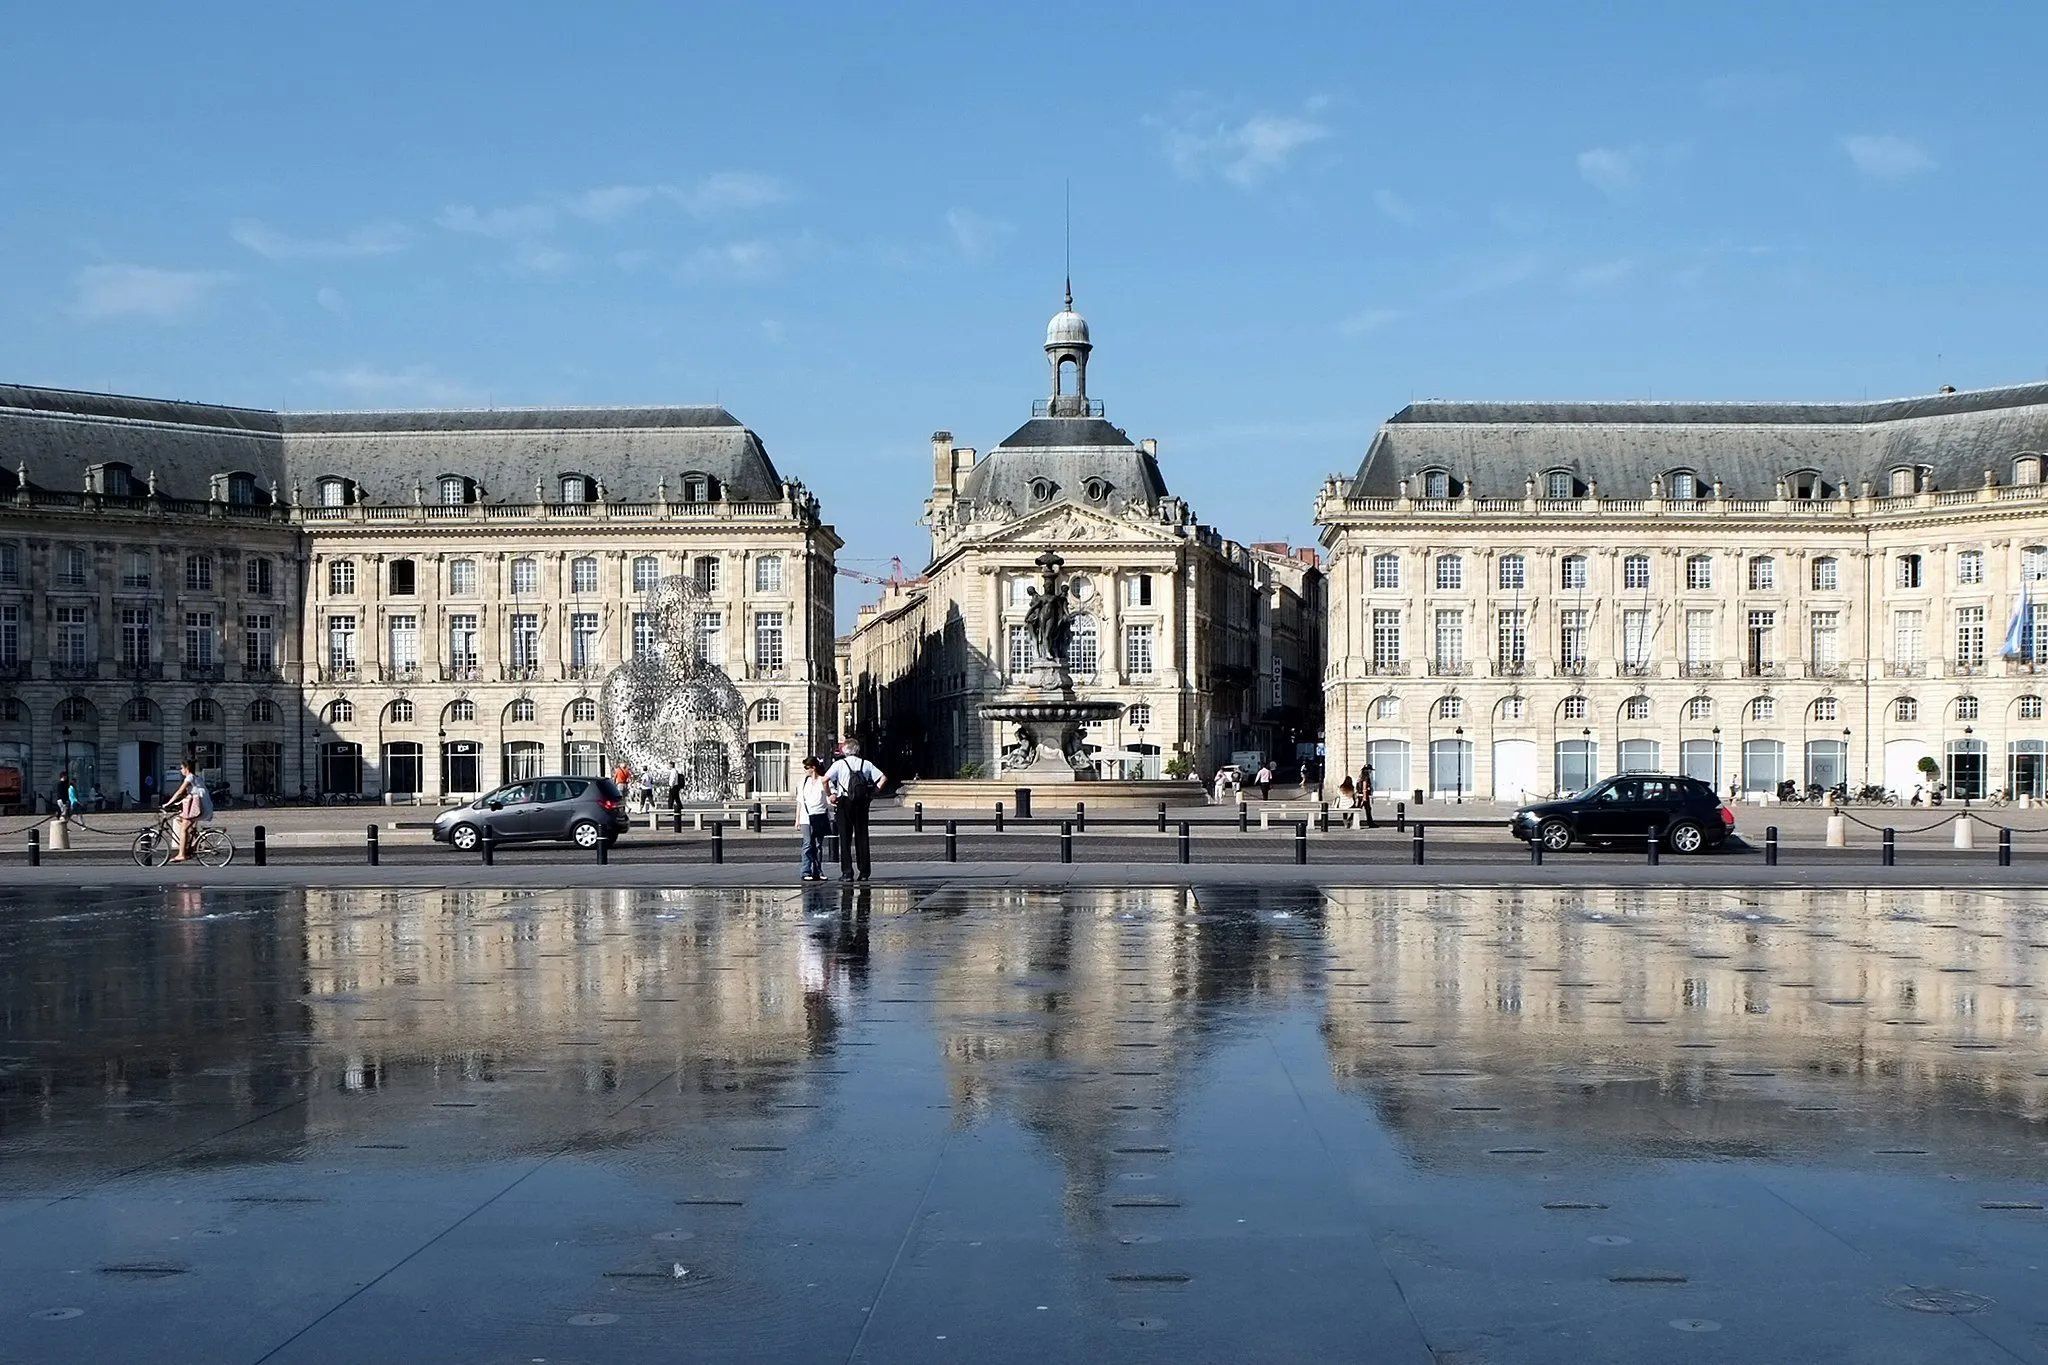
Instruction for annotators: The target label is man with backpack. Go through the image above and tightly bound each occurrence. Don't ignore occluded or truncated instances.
[824,741,887,881]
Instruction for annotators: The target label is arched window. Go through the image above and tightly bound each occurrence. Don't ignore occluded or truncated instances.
[1667,469,1699,500]
[1434,555,1463,590]
[189,699,219,725]
[125,698,157,723]
[1623,554,1650,590]
[680,473,714,503]
[57,697,93,725]
[1687,695,1713,720]
[248,699,277,724]
[754,555,785,593]
[560,474,597,504]
[632,555,661,594]
[1127,701,1153,728]
[570,697,598,724]
[325,699,354,724]
[1889,466,1918,496]
[317,477,353,508]
[2013,455,2042,486]
[1373,696,1400,721]
[1750,696,1776,722]
[1623,695,1651,721]
[1560,555,1588,590]
[225,471,259,505]
[1544,469,1577,500]
[439,475,473,506]
[1811,697,1838,722]
[1958,549,1984,585]
[1788,470,1831,499]
[388,699,415,724]
[1895,696,1919,722]
[1956,695,1980,721]
[1437,695,1464,720]
[1420,469,1451,499]
[446,699,476,723]
[1561,696,1588,721]
[1498,696,1526,722]
[570,556,599,593]
[756,696,783,722]
[510,698,535,723]
[2020,695,2043,720]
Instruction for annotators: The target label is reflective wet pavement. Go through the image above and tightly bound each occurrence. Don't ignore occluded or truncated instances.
[2,882,2045,1363]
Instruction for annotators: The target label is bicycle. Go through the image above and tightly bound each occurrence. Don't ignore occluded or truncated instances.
[132,809,235,868]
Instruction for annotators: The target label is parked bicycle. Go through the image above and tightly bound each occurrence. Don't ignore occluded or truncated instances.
[131,809,235,867]
[1852,784,1898,805]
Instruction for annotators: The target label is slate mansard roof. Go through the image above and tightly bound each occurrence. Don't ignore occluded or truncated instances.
[0,383,788,504]
[1346,381,2048,499]
[958,414,1170,510]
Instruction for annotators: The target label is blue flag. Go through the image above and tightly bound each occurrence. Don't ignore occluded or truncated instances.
[2002,580,2032,659]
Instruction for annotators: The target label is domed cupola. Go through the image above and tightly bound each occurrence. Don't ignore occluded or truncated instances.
[1043,280,1095,417]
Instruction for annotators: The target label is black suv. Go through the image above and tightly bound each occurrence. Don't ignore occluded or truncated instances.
[1509,774,1734,854]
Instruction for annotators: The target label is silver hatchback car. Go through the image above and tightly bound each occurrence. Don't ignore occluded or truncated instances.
[433,776,630,852]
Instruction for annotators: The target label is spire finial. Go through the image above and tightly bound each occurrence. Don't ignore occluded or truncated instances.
[1063,179,1072,311]
[1064,276,1072,312]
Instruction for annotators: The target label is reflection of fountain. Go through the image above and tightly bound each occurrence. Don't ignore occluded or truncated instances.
[981,551,1122,781]
[598,576,748,799]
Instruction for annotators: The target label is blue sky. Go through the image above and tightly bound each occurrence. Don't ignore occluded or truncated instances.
[5,2,2045,613]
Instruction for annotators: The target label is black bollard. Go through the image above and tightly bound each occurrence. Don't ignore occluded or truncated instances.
[1411,822,1426,865]
[366,824,379,866]
[995,801,1005,833]
[1396,801,1407,833]
[1157,802,1168,834]
[1999,826,2012,867]
[1646,825,1659,866]
[671,808,682,835]
[596,832,609,864]
[253,823,267,867]
[945,819,958,862]
[913,800,924,833]
[1060,820,1073,864]
[1075,801,1086,833]
[1765,825,1779,866]
[1530,835,1543,866]
[1177,821,1191,864]
[712,823,724,864]
[1237,802,1249,833]
[27,828,37,867]
[1015,786,1032,820]
[1295,820,1308,866]
[750,802,762,834]
[481,826,495,865]
[1881,826,1895,867]
[1317,802,1329,834]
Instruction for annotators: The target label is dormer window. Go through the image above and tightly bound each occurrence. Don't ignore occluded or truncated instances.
[318,477,353,508]
[1888,466,1918,496]
[560,474,597,504]
[1787,470,1832,499]
[1421,469,1451,499]
[1667,469,1698,500]
[1083,477,1112,503]
[2014,454,2042,486]
[225,472,259,505]
[1028,478,1057,505]
[92,463,137,497]
[439,475,476,506]
[680,473,714,504]
[1544,469,1577,500]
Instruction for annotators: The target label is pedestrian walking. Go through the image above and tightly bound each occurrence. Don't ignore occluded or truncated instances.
[636,770,655,814]
[795,755,832,880]
[1359,764,1376,827]
[1212,767,1229,805]
[1255,763,1273,801]
[53,771,76,824]
[667,767,684,815]
[824,741,887,881]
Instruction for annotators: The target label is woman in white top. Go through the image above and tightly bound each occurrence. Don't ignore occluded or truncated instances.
[795,755,832,881]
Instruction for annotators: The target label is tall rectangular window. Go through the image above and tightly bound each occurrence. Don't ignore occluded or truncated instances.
[388,559,417,595]
[1497,554,1526,590]
[1490,609,1521,668]
[509,612,539,670]
[1810,611,1840,672]
[184,612,215,666]
[1746,610,1776,672]
[243,613,275,671]
[122,551,152,590]
[755,556,785,593]
[1894,610,1924,666]
[1558,608,1587,668]
[1372,554,1400,590]
[327,560,355,595]
[632,556,660,594]
[1560,556,1588,590]
[58,546,90,588]
[1370,609,1401,669]
[121,608,151,668]
[1958,550,1984,585]
[326,614,357,669]
[1956,605,1986,666]
[1685,609,1714,669]
[1434,556,1463,590]
[753,611,785,671]
[571,557,599,593]
[510,558,538,595]
[1435,609,1466,667]
[695,610,724,666]
[56,607,88,667]
[1124,623,1155,675]
[1622,608,1651,672]
[1007,624,1033,675]
[450,559,477,595]
[1812,557,1839,591]
[693,556,720,594]
[448,614,479,673]
[1623,554,1650,590]
[0,604,17,666]
[571,611,600,668]
[246,556,273,596]
[1747,557,1775,590]
[388,614,419,670]
[631,611,654,658]
[1686,555,1713,591]
[183,554,214,593]
[0,544,17,585]
[1124,574,1153,607]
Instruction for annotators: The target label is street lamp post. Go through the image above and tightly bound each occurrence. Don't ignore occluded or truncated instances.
[1712,725,1723,795]
[1454,725,1465,803]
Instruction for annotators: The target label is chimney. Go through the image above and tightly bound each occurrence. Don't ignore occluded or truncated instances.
[1140,438,1157,457]
[931,431,954,491]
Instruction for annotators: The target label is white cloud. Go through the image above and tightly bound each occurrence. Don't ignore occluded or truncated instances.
[435,202,559,240]
[673,172,792,216]
[684,240,781,280]
[945,207,1015,256]
[73,264,228,322]
[1576,147,1638,197]
[567,185,658,223]
[1338,307,1404,335]
[315,286,347,314]
[1569,257,1637,289]
[1373,189,1417,225]
[1153,101,1332,187]
[230,219,411,260]
[305,364,480,406]
[1842,134,1934,178]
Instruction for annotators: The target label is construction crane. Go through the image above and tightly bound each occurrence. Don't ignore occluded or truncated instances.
[836,556,913,587]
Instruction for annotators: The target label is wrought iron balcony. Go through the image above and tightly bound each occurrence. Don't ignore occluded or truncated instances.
[1617,661,1659,678]
[318,663,360,684]
[565,663,606,681]
[1427,660,1473,677]
[180,663,225,682]
[1679,661,1720,678]
[1490,661,1530,678]
[501,663,541,682]
[1364,659,1410,676]
[1741,661,1781,678]
[1552,660,1589,678]
[379,664,423,684]
[1947,659,1987,677]
[441,661,482,682]
[1885,661,1927,678]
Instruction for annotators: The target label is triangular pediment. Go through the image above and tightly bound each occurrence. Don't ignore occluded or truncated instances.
[974,500,1180,548]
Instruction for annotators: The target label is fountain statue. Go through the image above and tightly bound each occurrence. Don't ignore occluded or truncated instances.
[598,576,749,799]
[980,550,1123,780]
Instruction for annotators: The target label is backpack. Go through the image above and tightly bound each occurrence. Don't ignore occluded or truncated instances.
[839,761,877,808]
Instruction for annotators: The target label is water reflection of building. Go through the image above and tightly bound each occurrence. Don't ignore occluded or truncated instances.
[1319,885,2048,1170]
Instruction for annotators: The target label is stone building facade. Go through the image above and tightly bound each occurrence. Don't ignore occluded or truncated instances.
[844,296,1280,780]
[0,384,838,810]
[1316,385,2048,803]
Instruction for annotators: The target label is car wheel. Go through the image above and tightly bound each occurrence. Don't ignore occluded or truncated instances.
[1667,821,1706,854]
[1538,819,1572,852]
[570,820,602,849]
[449,823,480,852]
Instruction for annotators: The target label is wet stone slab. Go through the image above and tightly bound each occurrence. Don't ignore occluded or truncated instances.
[0,881,2043,1363]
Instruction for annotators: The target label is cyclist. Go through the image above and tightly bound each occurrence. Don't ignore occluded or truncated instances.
[162,761,208,863]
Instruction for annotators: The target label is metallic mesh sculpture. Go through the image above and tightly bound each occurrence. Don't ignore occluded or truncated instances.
[599,576,749,800]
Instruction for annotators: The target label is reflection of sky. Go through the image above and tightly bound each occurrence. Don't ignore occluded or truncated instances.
[3,882,2044,1196]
